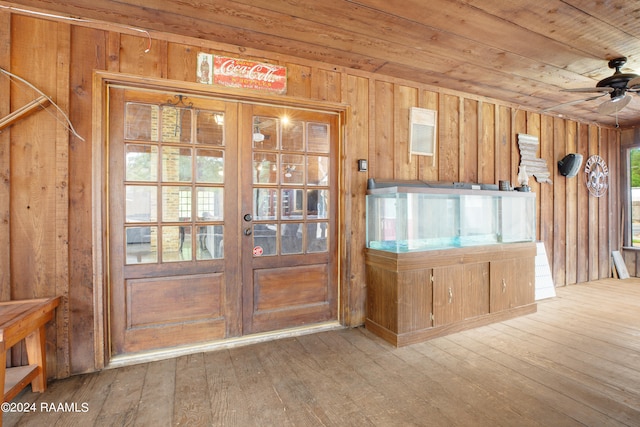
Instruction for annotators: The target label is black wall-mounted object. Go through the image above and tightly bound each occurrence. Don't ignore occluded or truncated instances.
[558,153,583,178]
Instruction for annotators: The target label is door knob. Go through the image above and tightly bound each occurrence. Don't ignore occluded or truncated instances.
[244,227,252,236]
[243,213,253,222]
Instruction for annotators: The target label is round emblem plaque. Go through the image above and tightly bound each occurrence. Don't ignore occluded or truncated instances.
[584,155,609,197]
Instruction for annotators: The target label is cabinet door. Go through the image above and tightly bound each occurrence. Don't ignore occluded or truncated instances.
[432,265,464,326]
[463,262,490,319]
[397,269,433,333]
[490,258,535,312]
[512,256,535,306]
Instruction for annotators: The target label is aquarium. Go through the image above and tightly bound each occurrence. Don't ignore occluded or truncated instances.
[366,184,535,253]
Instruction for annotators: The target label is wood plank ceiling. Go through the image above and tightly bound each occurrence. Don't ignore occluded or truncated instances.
[4,0,640,128]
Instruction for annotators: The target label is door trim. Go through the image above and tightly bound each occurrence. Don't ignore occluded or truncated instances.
[92,71,347,369]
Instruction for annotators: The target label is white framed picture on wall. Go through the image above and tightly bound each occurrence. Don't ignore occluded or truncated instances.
[409,107,437,161]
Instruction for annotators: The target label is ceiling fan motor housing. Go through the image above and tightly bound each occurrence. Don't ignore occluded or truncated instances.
[596,57,639,94]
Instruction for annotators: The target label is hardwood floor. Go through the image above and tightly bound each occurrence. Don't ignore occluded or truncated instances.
[4,278,640,426]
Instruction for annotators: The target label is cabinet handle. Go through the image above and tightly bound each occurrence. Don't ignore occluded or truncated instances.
[448,287,453,304]
[502,279,507,293]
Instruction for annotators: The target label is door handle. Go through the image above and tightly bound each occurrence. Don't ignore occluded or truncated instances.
[243,213,253,222]
[244,227,252,236]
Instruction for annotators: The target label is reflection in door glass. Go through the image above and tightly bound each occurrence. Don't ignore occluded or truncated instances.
[307,123,330,152]
[281,154,304,184]
[307,189,329,219]
[253,153,278,184]
[162,226,191,262]
[307,155,329,185]
[126,144,158,181]
[253,224,277,256]
[281,120,304,151]
[196,149,224,183]
[162,147,192,182]
[162,186,191,222]
[281,223,303,254]
[196,111,224,145]
[253,116,278,150]
[126,226,158,264]
[125,103,159,141]
[197,187,223,221]
[197,225,224,260]
[307,223,328,252]
[253,188,278,220]
[281,189,304,219]
[161,107,191,143]
[126,186,158,222]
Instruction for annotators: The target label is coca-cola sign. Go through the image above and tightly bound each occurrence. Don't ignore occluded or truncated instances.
[213,56,287,94]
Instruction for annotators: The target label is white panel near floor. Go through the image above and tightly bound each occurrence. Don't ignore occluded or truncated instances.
[535,241,556,300]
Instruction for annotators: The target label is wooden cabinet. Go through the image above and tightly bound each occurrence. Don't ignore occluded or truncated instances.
[365,242,536,347]
[490,250,536,312]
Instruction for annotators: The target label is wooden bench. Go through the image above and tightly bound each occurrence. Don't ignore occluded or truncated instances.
[0,297,61,407]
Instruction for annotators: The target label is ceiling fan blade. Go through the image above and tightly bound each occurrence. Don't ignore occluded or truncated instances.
[561,87,614,93]
[597,94,632,115]
[542,93,608,112]
[628,76,640,90]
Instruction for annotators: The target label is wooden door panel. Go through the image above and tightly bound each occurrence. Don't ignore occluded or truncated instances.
[490,258,535,312]
[433,266,464,326]
[253,264,328,311]
[116,317,227,355]
[250,264,332,333]
[489,259,512,312]
[365,266,399,333]
[126,273,224,328]
[513,257,535,306]
[118,274,227,354]
[397,269,432,333]
[463,262,490,319]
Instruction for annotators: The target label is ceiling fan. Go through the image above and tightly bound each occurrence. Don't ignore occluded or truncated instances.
[545,57,640,115]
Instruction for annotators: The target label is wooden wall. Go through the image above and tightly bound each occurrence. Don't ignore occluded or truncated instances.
[0,11,621,377]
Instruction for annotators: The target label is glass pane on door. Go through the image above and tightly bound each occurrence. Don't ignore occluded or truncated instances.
[123,102,227,264]
[250,115,331,257]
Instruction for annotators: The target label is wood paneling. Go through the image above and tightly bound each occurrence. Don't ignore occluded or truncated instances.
[68,25,103,374]
[588,126,601,281]
[0,10,623,376]
[0,11,10,302]
[577,123,590,283]
[565,121,578,286]
[372,81,393,179]
[439,94,460,182]
[341,74,369,327]
[394,85,416,180]
[553,117,567,287]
